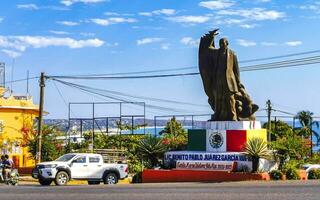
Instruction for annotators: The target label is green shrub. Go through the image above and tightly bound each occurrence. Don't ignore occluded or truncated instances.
[285,168,299,180]
[269,170,283,180]
[308,169,320,179]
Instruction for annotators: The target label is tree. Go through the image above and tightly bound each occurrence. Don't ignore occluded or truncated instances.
[25,125,65,162]
[245,137,271,172]
[136,135,168,168]
[161,117,187,150]
[295,110,320,143]
[263,120,293,139]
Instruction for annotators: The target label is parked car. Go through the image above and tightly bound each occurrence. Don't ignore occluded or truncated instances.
[303,164,320,175]
[32,153,128,186]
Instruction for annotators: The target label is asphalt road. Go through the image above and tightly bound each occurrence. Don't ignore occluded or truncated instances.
[0,181,319,200]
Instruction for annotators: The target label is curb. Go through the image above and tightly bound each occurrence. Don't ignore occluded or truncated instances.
[19,176,131,185]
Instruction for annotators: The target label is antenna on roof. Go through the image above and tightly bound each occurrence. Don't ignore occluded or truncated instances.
[10,59,15,93]
[27,70,29,95]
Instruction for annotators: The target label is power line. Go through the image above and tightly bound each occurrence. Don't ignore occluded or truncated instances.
[48,72,199,80]
[4,76,39,85]
[50,78,208,108]
[46,49,320,78]
[52,81,77,118]
[52,78,203,113]
[241,49,320,63]
[47,54,320,80]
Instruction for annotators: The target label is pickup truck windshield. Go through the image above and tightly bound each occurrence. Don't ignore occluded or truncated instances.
[55,154,76,162]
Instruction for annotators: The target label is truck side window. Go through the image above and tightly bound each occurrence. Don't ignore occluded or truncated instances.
[89,156,100,163]
[73,156,86,163]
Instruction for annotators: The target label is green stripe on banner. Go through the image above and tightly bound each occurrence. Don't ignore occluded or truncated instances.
[187,129,206,151]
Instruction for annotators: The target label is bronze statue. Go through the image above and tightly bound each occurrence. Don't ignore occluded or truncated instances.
[199,29,258,121]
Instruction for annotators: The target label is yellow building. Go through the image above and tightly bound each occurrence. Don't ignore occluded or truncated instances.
[0,87,39,167]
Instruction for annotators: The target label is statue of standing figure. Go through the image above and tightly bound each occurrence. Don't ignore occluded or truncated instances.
[199,29,258,121]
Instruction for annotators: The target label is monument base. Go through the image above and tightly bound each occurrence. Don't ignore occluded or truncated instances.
[163,121,274,173]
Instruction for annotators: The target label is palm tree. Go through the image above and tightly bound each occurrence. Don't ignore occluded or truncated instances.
[295,111,320,146]
[245,138,271,173]
[136,135,168,168]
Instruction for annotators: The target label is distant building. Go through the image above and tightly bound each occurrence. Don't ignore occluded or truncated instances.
[0,87,40,167]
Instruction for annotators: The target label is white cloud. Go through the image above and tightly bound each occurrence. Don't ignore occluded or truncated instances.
[285,41,302,46]
[91,17,137,26]
[139,12,153,17]
[0,35,104,54]
[17,4,39,10]
[60,0,106,6]
[91,18,110,26]
[261,42,277,46]
[104,12,121,16]
[239,24,258,29]
[166,15,210,24]
[1,49,22,58]
[139,9,176,17]
[180,37,199,47]
[199,0,235,10]
[49,30,70,35]
[161,43,170,50]
[106,42,119,47]
[0,17,3,23]
[300,2,320,14]
[237,39,256,47]
[57,21,80,26]
[257,0,271,2]
[137,37,163,45]
[80,32,95,37]
[218,8,285,21]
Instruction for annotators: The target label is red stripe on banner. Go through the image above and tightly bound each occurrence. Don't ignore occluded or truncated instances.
[226,130,247,152]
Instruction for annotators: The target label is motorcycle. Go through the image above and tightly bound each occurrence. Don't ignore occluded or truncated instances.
[0,164,19,185]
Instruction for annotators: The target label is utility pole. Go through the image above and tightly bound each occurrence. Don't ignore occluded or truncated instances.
[266,100,272,142]
[310,118,313,158]
[37,72,46,163]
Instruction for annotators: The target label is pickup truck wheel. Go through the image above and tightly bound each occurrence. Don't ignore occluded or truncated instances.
[104,173,118,185]
[39,178,52,186]
[88,181,100,185]
[54,171,69,186]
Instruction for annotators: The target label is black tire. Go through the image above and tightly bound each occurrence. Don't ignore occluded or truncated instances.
[39,178,52,186]
[54,171,69,186]
[103,173,118,185]
[88,181,100,185]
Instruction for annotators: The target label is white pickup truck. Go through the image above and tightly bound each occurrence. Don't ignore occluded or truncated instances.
[32,153,128,186]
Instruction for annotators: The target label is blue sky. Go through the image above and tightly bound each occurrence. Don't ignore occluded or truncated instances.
[1,0,320,119]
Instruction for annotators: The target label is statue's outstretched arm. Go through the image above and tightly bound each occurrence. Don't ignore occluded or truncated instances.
[208,29,219,50]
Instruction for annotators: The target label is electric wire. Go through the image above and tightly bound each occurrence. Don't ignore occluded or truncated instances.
[48,54,320,80]
[52,78,204,114]
[50,78,208,108]
[4,76,39,85]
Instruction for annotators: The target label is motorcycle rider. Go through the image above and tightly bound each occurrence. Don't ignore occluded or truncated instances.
[2,155,13,182]
[0,155,5,182]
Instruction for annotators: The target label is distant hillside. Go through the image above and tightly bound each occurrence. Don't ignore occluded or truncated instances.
[44,118,207,132]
